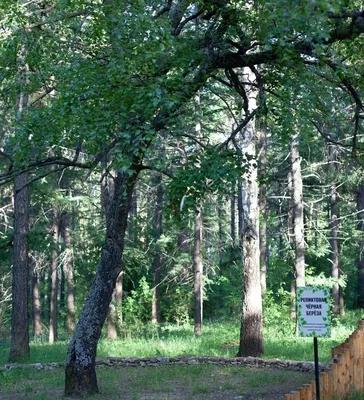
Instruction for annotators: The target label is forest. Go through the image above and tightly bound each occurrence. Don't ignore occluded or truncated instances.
[0,0,364,397]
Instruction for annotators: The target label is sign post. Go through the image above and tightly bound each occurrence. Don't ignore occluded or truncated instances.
[297,286,331,400]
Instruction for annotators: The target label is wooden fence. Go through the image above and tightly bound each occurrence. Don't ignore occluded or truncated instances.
[284,319,364,400]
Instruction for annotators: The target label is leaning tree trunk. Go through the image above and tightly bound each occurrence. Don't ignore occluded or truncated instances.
[236,68,263,358]
[65,169,138,396]
[291,136,305,288]
[9,172,30,362]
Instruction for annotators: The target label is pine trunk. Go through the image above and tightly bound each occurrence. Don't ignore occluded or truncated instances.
[64,170,137,396]
[237,68,263,357]
[9,172,30,362]
[287,170,296,319]
[231,183,236,257]
[61,210,75,333]
[328,144,340,315]
[32,261,42,341]
[49,209,59,344]
[193,205,203,336]
[258,124,268,294]
[152,172,163,324]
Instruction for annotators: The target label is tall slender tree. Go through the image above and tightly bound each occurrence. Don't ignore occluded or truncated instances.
[291,136,305,289]
[236,68,263,357]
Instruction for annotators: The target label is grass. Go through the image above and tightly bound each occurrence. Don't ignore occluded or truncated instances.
[1,311,361,366]
[0,315,361,367]
[0,311,362,398]
[344,393,364,400]
[0,363,313,399]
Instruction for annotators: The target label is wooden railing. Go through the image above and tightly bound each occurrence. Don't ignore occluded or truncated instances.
[284,319,364,400]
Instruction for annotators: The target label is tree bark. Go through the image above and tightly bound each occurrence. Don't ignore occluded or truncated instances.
[287,170,296,319]
[32,258,42,341]
[237,68,263,358]
[9,33,30,362]
[291,137,305,288]
[193,205,203,336]
[193,89,203,336]
[60,210,75,333]
[65,169,138,396]
[152,172,163,324]
[328,144,340,315]
[9,172,30,362]
[357,185,364,308]
[49,208,59,344]
[258,124,268,294]
[231,182,236,256]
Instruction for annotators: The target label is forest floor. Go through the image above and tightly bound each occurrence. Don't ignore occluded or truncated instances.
[0,363,313,399]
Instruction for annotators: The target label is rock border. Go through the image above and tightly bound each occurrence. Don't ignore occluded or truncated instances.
[0,356,328,373]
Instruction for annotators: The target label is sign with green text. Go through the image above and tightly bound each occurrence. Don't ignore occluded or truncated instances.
[297,286,331,337]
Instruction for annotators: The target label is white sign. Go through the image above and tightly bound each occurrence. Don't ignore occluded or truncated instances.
[297,286,331,337]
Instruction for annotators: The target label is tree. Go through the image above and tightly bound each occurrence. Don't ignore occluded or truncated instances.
[9,172,30,362]
[236,68,263,357]
[9,17,30,361]
[1,0,363,395]
[291,136,305,289]
[152,169,163,324]
[49,207,59,344]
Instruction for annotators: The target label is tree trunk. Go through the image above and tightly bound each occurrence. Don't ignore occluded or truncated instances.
[9,35,30,362]
[287,170,296,319]
[61,210,75,333]
[100,169,122,340]
[49,208,59,344]
[258,124,268,294]
[115,272,123,330]
[291,137,305,288]
[152,172,163,324]
[328,144,340,315]
[193,89,203,336]
[32,259,42,341]
[9,172,30,362]
[237,178,243,240]
[65,169,138,396]
[231,182,236,258]
[357,185,364,308]
[106,292,117,340]
[193,205,203,336]
[237,68,263,357]
[218,199,224,268]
